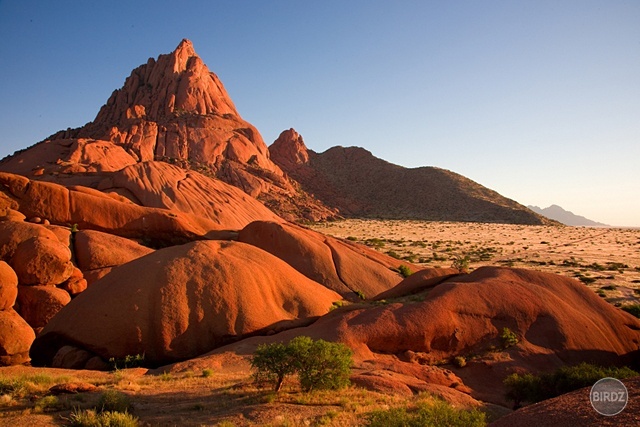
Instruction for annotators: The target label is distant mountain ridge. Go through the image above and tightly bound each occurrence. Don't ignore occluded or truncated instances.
[528,204,608,226]
[270,129,551,225]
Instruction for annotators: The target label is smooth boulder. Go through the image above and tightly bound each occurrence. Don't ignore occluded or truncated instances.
[31,240,341,367]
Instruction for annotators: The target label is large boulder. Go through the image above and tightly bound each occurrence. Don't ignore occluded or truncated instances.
[16,285,71,330]
[31,240,341,367]
[73,229,154,271]
[238,221,415,299]
[0,219,58,260]
[0,261,18,310]
[0,309,36,365]
[11,237,74,286]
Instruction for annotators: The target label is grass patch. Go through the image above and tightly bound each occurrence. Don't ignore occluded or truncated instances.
[66,408,139,427]
[366,397,486,427]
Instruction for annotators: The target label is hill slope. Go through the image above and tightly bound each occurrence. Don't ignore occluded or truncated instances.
[271,129,550,224]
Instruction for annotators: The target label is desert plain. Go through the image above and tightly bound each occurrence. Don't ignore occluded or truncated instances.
[1,220,638,427]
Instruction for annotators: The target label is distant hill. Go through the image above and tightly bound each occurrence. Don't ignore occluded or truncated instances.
[270,129,551,225]
[528,204,608,226]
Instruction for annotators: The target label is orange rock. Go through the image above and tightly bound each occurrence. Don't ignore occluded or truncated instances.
[238,221,413,299]
[374,268,460,300]
[0,171,221,242]
[31,240,340,366]
[0,261,18,310]
[95,162,282,229]
[11,237,74,286]
[16,285,71,329]
[73,230,154,271]
[57,267,87,296]
[0,309,35,366]
[0,219,58,260]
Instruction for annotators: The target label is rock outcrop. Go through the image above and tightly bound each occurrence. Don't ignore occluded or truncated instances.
[0,40,336,222]
[270,129,551,224]
[31,240,341,367]
[238,221,416,299]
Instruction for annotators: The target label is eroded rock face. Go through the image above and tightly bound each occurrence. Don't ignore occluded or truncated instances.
[238,221,415,299]
[31,240,341,367]
[0,171,220,242]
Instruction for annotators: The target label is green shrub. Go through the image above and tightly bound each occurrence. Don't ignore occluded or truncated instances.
[290,336,353,392]
[367,399,486,427]
[202,368,214,378]
[504,363,638,408]
[251,336,353,392]
[66,408,139,427]
[622,304,640,318]
[355,290,366,300]
[398,264,413,278]
[451,255,471,273]
[500,327,519,348]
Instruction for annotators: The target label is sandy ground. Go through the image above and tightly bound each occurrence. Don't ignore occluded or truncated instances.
[310,220,640,304]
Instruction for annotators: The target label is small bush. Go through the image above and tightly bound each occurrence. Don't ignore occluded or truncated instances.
[398,264,413,278]
[504,363,638,408]
[202,368,214,378]
[451,255,471,273]
[453,356,467,368]
[367,399,486,427]
[500,327,519,348]
[251,336,352,392]
[354,290,366,300]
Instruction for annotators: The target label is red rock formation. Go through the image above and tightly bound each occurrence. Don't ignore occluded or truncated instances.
[238,221,416,299]
[0,40,335,222]
[0,171,222,243]
[31,240,341,367]
[73,230,154,272]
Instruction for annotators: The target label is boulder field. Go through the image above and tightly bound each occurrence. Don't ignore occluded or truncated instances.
[165,266,640,405]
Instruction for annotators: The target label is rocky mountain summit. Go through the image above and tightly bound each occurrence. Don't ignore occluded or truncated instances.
[1,39,335,222]
[270,129,550,224]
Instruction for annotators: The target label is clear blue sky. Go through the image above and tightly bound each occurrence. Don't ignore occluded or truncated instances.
[1,1,638,226]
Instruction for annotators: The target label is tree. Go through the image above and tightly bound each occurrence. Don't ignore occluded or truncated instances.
[250,336,353,392]
[250,342,296,391]
[289,336,353,392]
